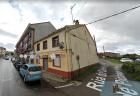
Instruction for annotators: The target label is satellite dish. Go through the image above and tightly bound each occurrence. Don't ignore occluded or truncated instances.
[30,54,34,59]
[58,42,64,49]
[20,54,23,58]
[50,54,56,60]
[24,54,27,58]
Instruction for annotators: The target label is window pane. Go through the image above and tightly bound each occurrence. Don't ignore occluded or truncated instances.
[52,36,59,47]
[23,65,28,70]
[53,54,61,67]
[37,43,40,51]
[29,66,41,72]
[43,40,47,49]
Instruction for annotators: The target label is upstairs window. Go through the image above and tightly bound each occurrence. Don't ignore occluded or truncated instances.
[43,40,47,50]
[52,36,59,47]
[37,43,40,51]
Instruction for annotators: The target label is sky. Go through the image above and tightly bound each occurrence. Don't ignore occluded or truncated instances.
[0,0,140,55]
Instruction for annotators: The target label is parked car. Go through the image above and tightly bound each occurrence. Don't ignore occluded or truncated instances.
[14,61,23,71]
[4,57,9,60]
[120,58,133,63]
[135,58,140,62]
[19,64,42,82]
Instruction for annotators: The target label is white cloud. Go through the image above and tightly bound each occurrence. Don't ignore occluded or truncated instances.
[0,0,140,55]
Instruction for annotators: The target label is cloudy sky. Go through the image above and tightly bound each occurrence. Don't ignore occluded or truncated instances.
[0,0,140,54]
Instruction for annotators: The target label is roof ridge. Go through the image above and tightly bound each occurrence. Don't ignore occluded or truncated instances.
[30,21,51,25]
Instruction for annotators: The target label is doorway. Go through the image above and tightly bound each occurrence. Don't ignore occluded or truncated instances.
[43,58,48,70]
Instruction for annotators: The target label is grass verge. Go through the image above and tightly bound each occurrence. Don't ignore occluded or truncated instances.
[106,58,121,64]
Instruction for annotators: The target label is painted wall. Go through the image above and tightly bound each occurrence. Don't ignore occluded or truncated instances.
[34,25,99,78]
[66,25,99,71]
[34,30,69,72]
[0,48,6,56]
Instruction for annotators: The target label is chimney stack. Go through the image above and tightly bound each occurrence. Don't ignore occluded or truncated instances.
[74,20,79,26]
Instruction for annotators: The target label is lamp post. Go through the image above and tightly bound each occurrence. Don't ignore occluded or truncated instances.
[103,46,106,59]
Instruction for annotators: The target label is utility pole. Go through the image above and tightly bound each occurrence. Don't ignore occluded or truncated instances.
[71,3,76,25]
[103,46,106,59]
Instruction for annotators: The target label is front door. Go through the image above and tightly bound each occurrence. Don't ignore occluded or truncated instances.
[43,58,48,70]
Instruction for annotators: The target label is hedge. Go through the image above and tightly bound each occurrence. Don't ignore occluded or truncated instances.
[122,62,140,81]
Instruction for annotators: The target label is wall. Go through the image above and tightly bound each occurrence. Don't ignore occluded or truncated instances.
[67,25,99,71]
[0,48,6,57]
[34,30,70,72]
[31,22,56,43]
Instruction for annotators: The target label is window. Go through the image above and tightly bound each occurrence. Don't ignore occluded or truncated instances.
[53,54,61,67]
[23,65,28,70]
[37,43,40,51]
[29,66,41,72]
[52,36,59,47]
[43,40,47,50]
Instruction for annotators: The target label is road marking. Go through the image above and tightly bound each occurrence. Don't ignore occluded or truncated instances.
[86,66,107,92]
[86,82,103,92]
[114,70,138,96]
[55,83,74,88]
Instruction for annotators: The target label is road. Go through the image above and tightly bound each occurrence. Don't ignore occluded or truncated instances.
[57,59,140,96]
[0,59,67,96]
[1,58,140,96]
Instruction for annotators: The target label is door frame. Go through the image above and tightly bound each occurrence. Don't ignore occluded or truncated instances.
[43,57,48,70]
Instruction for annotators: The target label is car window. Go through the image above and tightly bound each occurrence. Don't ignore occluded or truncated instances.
[29,66,41,72]
[23,65,28,70]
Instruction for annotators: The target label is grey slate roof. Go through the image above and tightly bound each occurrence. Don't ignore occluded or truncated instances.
[16,22,56,47]
[31,22,56,42]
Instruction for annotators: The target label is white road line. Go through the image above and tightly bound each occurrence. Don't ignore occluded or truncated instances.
[55,83,74,89]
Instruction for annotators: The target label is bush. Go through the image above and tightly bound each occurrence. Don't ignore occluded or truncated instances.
[135,75,140,81]
[122,62,140,81]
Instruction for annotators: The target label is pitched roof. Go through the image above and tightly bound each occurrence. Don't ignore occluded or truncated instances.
[34,24,85,44]
[0,47,6,50]
[16,22,56,47]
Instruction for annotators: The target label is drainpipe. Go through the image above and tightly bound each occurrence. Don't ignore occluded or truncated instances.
[65,27,73,79]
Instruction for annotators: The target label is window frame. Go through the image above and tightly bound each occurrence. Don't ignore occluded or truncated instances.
[37,43,40,51]
[52,36,59,48]
[43,40,47,50]
[52,54,61,67]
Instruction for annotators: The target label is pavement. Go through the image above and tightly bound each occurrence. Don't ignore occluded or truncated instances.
[42,71,70,86]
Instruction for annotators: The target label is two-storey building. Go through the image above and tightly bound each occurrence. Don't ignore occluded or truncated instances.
[34,21,99,79]
[0,47,6,58]
[16,22,56,63]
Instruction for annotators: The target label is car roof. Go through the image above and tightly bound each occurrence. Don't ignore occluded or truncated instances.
[25,64,39,67]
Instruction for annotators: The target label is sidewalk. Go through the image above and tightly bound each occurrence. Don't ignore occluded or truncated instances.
[42,71,69,86]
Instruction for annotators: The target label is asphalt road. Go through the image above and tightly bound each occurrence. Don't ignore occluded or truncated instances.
[1,58,140,96]
[57,60,140,96]
[0,59,67,96]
